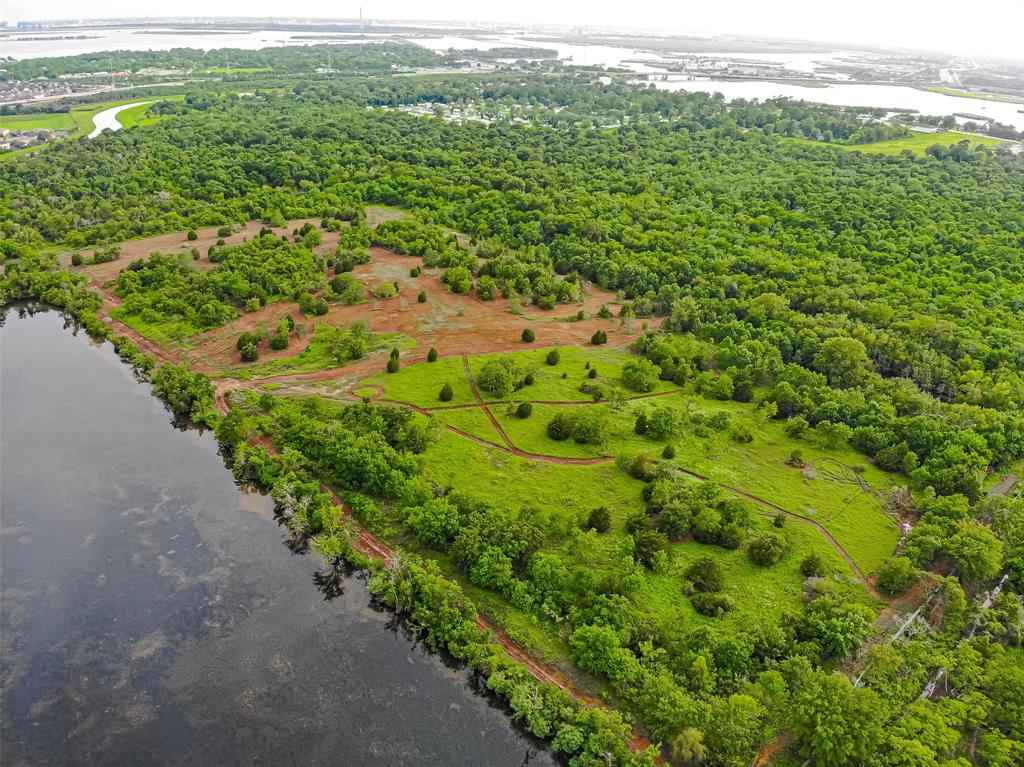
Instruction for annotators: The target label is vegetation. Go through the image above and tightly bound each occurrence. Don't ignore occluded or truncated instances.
[3,59,1023,767]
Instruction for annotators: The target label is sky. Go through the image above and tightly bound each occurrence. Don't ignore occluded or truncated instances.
[2,1,1023,61]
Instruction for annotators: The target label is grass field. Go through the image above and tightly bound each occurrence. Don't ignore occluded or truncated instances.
[230,327,411,380]
[0,112,77,131]
[786,131,1010,156]
[921,86,1024,104]
[432,406,506,445]
[365,354,476,407]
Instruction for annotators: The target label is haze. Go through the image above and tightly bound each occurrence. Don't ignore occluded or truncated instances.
[2,1,1023,61]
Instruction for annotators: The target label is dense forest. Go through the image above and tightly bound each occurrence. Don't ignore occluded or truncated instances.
[1,53,1022,767]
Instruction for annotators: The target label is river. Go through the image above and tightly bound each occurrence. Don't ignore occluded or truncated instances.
[0,305,555,767]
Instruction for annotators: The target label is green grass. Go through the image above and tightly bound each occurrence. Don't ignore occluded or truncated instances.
[111,309,200,348]
[0,112,77,131]
[231,326,410,380]
[432,407,506,445]
[785,131,1010,156]
[922,86,1024,104]
[467,344,677,403]
[421,429,646,527]
[364,354,476,407]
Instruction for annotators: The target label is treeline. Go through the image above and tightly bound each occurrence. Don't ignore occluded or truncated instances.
[0,43,440,80]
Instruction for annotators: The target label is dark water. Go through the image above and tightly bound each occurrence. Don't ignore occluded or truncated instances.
[0,305,554,767]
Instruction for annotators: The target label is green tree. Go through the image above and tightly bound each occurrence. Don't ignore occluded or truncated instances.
[438,382,454,402]
[789,671,883,767]
[813,337,872,389]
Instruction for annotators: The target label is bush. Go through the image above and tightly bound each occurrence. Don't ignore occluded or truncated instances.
[800,553,825,578]
[410,266,421,277]
[546,349,560,366]
[390,347,400,360]
[546,412,574,441]
[236,330,262,351]
[586,506,611,533]
[522,328,535,343]
[686,557,724,592]
[773,513,787,528]
[438,382,454,402]
[732,425,755,443]
[387,357,399,374]
[748,532,788,566]
[239,342,259,362]
[427,347,438,362]
[523,372,535,386]
[633,529,668,568]
[692,592,734,617]
[477,358,520,397]
[186,229,198,241]
[588,367,598,379]
[217,225,232,237]
[71,253,83,266]
[418,291,427,303]
[621,359,660,392]
[876,556,918,596]
[591,330,607,345]
[662,444,676,459]
[516,402,533,419]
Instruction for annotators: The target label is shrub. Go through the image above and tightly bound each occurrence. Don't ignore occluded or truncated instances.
[390,347,400,360]
[547,412,574,441]
[773,513,787,528]
[686,557,724,592]
[522,328,535,343]
[748,532,788,566]
[186,229,198,241]
[692,592,734,617]
[239,342,258,362]
[800,553,825,578]
[387,357,399,374]
[516,402,533,419]
[591,330,608,345]
[477,357,520,397]
[633,529,668,568]
[70,253,83,266]
[546,349,560,366]
[236,330,262,351]
[634,411,649,435]
[876,556,918,596]
[523,372,535,386]
[586,506,611,533]
[418,291,427,303]
[662,444,676,459]
[588,367,598,379]
[427,347,438,362]
[597,305,613,319]
[438,382,454,402]
[410,266,421,277]
[217,225,232,237]
[732,425,755,443]
[621,359,660,392]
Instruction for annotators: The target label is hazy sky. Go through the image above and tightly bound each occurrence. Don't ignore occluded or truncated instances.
[3,1,1023,60]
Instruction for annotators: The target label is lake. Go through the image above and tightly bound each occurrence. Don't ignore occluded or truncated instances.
[0,305,555,767]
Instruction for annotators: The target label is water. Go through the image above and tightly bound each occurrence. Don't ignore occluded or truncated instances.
[3,25,1021,129]
[0,305,555,767]
[88,101,152,137]
[641,78,1024,130]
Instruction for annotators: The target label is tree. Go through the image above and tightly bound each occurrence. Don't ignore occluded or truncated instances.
[789,671,883,767]
[516,402,533,419]
[947,520,1003,582]
[240,342,259,362]
[439,382,454,402]
[799,595,874,658]
[621,358,660,393]
[546,348,560,366]
[748,532,787,566]
[633,529,668,568]
[521,328,535,343]
[186,229,198,241]
[477,358,519,397]
[813,337,872,389]
[800,553,825,577]
[703,694,766,767]
[876,556,918,596]
[427,347,438,362]
[585,506,611,533]
[417,291,427,303]
[71,253,83,266]
[686,557,724,592]
[591,330,607,345]
[387,357,399,373]
[670,728,708,766]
